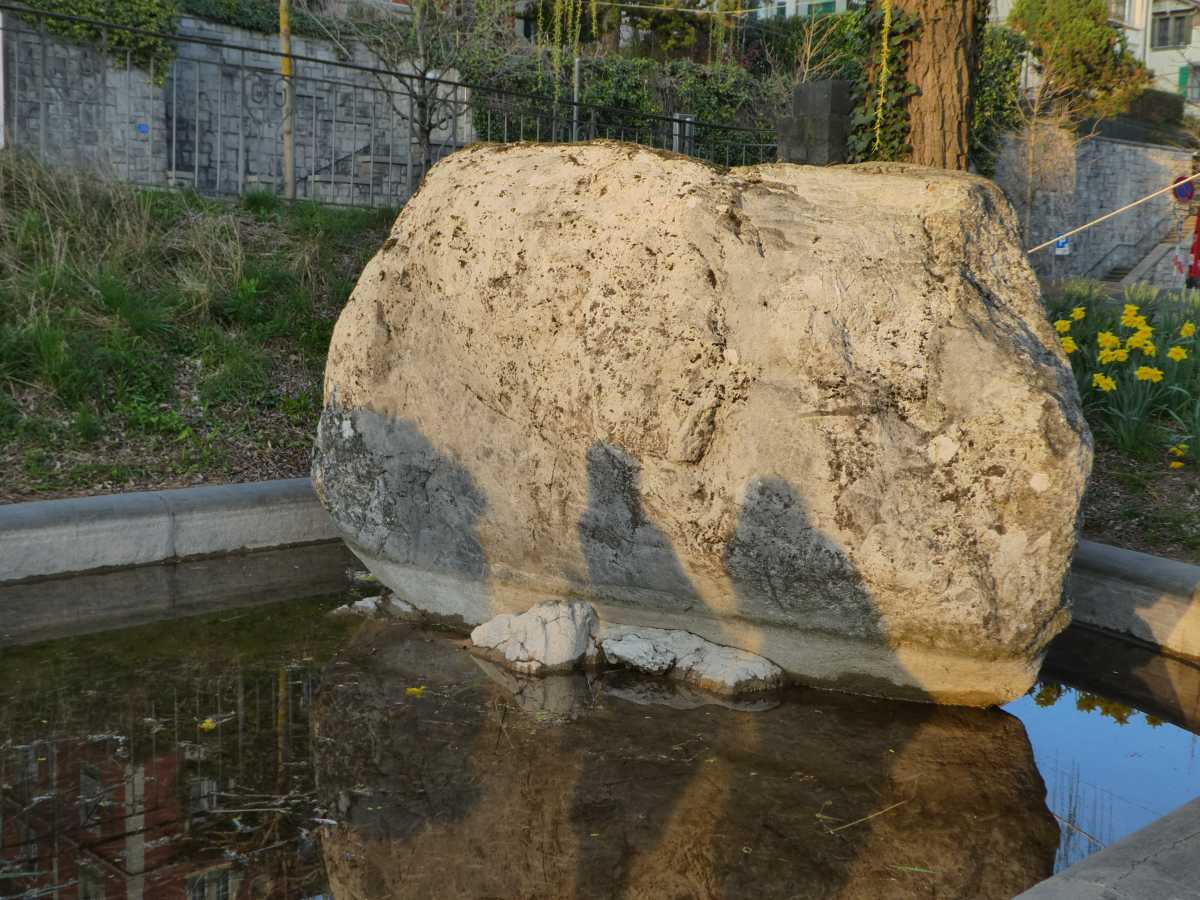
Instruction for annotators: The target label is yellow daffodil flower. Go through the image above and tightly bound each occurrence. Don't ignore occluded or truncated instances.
[1060,335,1078,353]
[1182,321,1197,338]
[1122,310,1148,329]
[1054,320,1072,334]
[1135,366,1164,382]
[1097,331,1122,350]
[1092,373,1117,392]
[1168,346,1189,362]
[1127,328,1154,349]
[199,718,217,732]
[1099,348,1129,364]
[1071,306,1086,320]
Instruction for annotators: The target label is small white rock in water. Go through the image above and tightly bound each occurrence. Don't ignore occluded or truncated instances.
[329,593,418,620]
[601,625,783,696]
[330,596,385,617]
[600,633,675,675]
[378,595,418,618]
[470,600,598,675]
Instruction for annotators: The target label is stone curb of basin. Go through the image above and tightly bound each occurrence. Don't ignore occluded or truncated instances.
[1017,796,1200,900]
[1067,539,1200,661]
[1,479,1199,665]
[0,478,339,584]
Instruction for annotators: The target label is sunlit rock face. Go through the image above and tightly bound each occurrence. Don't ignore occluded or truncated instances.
[312,141,1092,705]
[313,624,1060,900]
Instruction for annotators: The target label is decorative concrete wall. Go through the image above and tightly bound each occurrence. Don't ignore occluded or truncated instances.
[994,127,1195,281]
[0,15,470,206]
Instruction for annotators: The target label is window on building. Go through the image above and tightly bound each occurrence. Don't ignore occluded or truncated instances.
[187,777,218,818]
[79,764,102,830]
[1108,0,1130,23]
[1153,11,1194,49]
[1189,65,1200,100]
[79,865,105,900]
[804,0,837,14]
[775,0,787,18]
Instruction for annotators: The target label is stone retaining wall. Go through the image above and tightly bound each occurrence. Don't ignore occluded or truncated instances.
[993,128,1194,281]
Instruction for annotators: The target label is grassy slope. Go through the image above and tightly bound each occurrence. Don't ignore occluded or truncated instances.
[0,152,393,502]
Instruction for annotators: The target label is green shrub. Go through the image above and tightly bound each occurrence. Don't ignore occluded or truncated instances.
[971,25,1025,177]
[18,0,180,79]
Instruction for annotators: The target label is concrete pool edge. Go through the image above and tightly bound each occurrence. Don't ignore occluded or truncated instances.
[2,481,1199,666]
[0,478,340,583]
[1016,796,1200,899]
[1069,539,1200,662]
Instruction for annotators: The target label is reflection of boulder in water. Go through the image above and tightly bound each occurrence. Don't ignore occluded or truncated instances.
[314,625,1058,899]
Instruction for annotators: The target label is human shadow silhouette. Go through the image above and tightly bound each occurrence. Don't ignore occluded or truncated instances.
[312,403,491,623]
[724,476,882,639]
[576,442,702,611]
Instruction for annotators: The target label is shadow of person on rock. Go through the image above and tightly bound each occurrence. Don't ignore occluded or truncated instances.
[312,404,491,623]
[724,476,882,639]
[576,442,703,612]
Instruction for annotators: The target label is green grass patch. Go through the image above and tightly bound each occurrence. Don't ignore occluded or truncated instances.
[0,150,396,497]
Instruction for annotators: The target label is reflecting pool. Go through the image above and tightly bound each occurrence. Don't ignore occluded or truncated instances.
[1,593,1198,899]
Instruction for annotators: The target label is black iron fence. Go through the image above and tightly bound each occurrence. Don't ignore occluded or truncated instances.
[0,3,777,208]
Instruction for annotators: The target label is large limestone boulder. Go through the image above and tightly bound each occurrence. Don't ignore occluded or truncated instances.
[313,141,1092,706]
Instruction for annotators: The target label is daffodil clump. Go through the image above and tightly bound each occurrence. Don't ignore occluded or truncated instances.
[1047,282,1200,469]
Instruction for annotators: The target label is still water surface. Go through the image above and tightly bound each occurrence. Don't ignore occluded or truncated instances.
[1,594,1197,899]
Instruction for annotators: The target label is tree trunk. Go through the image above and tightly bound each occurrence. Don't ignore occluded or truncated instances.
[416,90,434,182]
[893,0,978,170]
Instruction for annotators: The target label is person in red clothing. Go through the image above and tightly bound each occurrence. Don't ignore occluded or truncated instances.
[1188,213,1200,290]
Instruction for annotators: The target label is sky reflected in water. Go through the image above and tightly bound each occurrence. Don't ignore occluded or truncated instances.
[1007,683,1200,871]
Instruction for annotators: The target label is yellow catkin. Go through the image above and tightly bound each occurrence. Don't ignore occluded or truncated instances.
[873,0,893,155]
[573,0,584,60]
[552,0,564,87]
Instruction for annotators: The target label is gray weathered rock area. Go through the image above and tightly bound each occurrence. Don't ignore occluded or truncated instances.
[313,141,1093,706]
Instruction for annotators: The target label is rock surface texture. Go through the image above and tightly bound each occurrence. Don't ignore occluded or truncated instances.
[313,141,1093,706]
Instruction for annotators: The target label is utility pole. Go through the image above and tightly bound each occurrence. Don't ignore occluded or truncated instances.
[0,11,7,150]
[280,0,296,200]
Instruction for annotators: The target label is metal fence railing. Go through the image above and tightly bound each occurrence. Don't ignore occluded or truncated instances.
[0,3,777,208]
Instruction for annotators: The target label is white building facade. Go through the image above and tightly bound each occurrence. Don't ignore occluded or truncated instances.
[993,0,1200,104]
[751,0,854,21]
